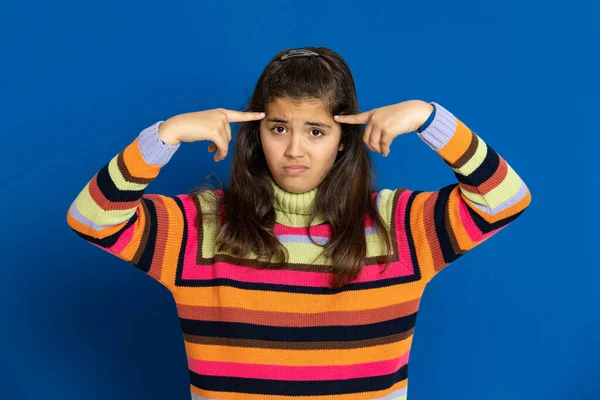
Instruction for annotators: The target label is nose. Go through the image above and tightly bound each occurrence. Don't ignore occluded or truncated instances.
[284,131,306,158]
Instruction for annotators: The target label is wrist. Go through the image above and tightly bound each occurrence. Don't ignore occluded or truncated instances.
[158,120,181,146]
[416,101,435,132]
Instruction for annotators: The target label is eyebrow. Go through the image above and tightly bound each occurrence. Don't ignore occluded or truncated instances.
[266,118,332,129]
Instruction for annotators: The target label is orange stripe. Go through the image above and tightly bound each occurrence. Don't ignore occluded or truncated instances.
[408,192,437,282]
[118,203,146,262]
[437,119,472,164]
[66,210,93,236]
[174,279,426,311]
[158,195,186,288]
[184,336,413,365]
[122,137,161,179]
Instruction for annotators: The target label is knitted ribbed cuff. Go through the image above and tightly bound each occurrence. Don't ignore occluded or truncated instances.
[137,121,181,166]
[417,103,436,133]
[416,102,458,151]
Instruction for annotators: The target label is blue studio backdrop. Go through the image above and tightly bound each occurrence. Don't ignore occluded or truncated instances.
[1,0,597,399]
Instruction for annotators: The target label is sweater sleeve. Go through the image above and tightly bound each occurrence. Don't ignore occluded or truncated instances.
[376,102,532,283]
[66,121,187,291]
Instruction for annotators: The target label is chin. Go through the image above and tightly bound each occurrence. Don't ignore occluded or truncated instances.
[290,182,320,194]
[276,177,307,193]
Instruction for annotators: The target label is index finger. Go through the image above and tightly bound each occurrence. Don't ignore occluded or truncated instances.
[222,109,266,122]
[333,110,373,125]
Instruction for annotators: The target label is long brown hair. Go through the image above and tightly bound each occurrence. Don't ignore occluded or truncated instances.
[189,46,394,289]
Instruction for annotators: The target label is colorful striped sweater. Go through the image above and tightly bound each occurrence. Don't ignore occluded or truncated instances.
[66,102,531,400]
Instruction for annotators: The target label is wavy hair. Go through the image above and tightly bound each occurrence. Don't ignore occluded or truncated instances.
[189,46,394,289]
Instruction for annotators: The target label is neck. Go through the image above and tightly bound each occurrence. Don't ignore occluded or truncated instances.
[270,178,327,226]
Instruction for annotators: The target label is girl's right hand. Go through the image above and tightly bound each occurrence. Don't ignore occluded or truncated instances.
[158,108,266,162]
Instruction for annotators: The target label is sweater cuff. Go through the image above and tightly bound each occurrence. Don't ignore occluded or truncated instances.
[417,103,436,133]
[137,121,181,167]
[415,102,457,151]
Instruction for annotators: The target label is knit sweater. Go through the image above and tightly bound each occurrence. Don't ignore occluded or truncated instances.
[66,102,531,400]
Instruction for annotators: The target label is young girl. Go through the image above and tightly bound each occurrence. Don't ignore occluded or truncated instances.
[67,47,531,400]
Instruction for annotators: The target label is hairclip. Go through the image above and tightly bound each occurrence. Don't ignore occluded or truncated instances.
[280,49,320,60]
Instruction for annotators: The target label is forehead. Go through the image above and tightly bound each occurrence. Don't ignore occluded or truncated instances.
[266,97,331,118]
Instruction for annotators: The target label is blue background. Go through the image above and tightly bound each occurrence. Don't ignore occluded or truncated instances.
[1,0,597,399]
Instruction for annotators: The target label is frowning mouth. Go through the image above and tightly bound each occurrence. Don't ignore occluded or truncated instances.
[283,166,308,175]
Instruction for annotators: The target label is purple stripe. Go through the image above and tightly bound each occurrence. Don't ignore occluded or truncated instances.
[468,178,530,215]
[68,198,134,230]
[137,121,181,166]
[416,102,457,151]
[277,227,379,244]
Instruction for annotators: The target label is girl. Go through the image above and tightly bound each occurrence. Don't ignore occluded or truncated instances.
[67,47,531,400]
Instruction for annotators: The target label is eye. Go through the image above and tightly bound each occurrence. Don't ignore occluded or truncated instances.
[271,125,286,134]
[270,126,324,138]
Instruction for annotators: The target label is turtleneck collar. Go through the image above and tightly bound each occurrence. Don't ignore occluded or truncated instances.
[270,177,327,226]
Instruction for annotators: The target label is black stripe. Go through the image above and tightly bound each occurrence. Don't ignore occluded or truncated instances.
[455,143,500,188]
[174,196,190,287]
[135,198,158,273]
[174,273,420,293]
[403,191,422,281]
[189,364,407,396]
[434,184,461,264]
[70,213,138,248]
[463,199,525,233]
[96,161,145,203]
[180,312,417,342]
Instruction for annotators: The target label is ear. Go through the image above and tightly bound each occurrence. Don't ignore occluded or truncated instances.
[338,143,345,151]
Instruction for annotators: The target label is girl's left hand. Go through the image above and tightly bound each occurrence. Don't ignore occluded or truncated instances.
[334,100,434,157]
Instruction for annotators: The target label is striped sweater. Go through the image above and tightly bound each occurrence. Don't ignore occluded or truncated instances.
[66,102,531,399]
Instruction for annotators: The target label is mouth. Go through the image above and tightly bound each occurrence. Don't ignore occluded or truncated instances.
[283,166,308,175]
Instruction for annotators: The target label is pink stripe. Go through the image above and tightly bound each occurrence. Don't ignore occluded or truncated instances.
[179,194,414,286]
[181,259,414,286]
[274,223,330,237]
[107,219,135,254]
[273,215,376,237]
[188,351,409,381]
[458,196,503,242]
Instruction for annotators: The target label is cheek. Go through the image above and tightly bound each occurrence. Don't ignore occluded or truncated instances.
[328,150,338,165]
[259,133,279,163]
[328,142,341,159]
[260,134,272,151]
